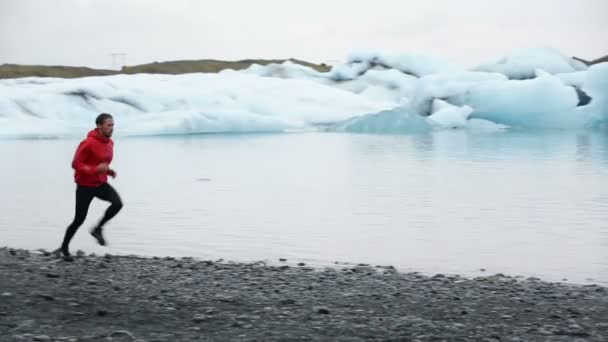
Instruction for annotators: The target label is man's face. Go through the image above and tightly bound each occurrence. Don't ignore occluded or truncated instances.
[98,118,114,137]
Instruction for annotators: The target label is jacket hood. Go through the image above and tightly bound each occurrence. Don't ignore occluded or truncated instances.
[87,129,111,143]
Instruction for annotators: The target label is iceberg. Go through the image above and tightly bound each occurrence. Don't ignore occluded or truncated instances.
[0,47,606,138]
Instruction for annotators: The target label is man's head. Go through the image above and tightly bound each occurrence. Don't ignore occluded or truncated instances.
[96,113,114,138]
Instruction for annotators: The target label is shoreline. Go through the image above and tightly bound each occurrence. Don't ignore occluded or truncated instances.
[0,59,331,80]
[1,247,607,341]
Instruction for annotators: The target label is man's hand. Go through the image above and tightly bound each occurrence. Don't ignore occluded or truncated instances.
[107,169,117,179]
[96,163,109,174]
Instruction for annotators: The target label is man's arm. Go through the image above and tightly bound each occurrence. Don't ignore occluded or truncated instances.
[71,140,97,175]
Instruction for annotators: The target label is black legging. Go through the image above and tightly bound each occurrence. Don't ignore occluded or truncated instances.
[61,183,123,250]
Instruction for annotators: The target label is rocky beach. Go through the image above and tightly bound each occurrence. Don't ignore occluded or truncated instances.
[1,247,607,341]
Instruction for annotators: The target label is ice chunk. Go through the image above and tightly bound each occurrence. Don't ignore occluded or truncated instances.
[578,63,608,127]
[336,107,431,134]
[328,51,461,80]
[411,72,508,116]
[0,73,393,138]
[427,100,473,129]
[457,73,583,128]
[243,60,324,79]
[474,48,587,79]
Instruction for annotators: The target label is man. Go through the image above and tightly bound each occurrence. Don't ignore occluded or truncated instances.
[59,113,123,260]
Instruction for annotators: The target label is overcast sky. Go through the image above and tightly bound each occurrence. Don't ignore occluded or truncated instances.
[1,0,606,69]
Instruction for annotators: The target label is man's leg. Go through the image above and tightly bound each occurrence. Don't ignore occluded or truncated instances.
[61,186,95,257]
[91,183,123,245]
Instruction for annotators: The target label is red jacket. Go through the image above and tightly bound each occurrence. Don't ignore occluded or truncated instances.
[72,129,114,187]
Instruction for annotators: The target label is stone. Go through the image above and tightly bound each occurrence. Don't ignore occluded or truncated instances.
[36,293,55,301]
[111,330,135,340]
[314,306,330,314]
[192,314,209,323]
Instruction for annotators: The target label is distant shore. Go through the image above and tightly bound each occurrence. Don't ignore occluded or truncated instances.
[0,58,331,79]
[1,246,607,341]
[3,53,606,80]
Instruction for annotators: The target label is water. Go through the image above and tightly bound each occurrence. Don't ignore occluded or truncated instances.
[1,130,607,285]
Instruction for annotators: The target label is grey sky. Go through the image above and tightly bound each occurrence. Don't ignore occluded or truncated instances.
[1,0,606,69]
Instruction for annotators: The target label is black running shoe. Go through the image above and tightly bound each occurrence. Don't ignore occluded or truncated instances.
[59,246,74,262]
[90,228,107,246]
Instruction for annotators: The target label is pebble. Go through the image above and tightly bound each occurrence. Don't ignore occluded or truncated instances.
[111,330,135,340]
[192,314,209,323]
[314,306,330,314]
[35,293,55,301]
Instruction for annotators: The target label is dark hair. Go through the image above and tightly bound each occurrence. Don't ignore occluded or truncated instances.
[95,113,113,126]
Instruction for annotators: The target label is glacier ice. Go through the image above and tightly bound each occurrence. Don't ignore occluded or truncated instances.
[0,47,606,138]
